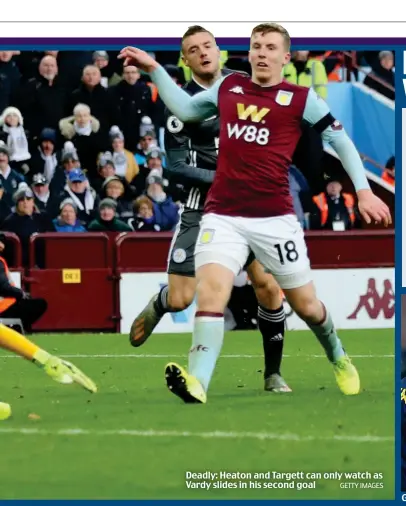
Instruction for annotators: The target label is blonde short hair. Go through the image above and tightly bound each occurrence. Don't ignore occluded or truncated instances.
[251,22,291,51]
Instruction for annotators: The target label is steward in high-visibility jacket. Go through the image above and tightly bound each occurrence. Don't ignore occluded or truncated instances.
[0,255,24,313]
[0,234,47,331]
[382,170,395,186]
[382,155,395,186]
[312,191,356,230]
[283,57,328,99]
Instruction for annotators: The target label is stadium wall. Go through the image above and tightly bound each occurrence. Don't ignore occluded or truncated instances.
[3,231,394,333]
[119,268,394,333]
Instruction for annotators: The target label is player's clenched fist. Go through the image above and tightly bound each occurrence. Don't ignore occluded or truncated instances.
[118,47,158,73]
[357,189,392,227]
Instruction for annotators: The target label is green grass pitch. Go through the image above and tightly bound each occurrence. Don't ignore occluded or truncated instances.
[0,329,394,500]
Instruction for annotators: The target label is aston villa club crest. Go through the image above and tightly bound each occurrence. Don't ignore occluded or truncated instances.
[275,90,293,106]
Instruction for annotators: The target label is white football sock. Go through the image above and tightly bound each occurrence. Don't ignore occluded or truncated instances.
[308,307,346,363]
[188,314,224,392]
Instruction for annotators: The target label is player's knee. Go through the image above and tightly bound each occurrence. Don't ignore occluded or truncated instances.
[167,289,194,312]
[197,277,222,299]
[293,297,322,323]
[196,276,231,312]
[253,278,282,309]
[249,263,282,310]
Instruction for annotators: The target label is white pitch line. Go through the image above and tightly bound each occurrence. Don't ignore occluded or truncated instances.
[0,354,394,359]
[0,427,393,443]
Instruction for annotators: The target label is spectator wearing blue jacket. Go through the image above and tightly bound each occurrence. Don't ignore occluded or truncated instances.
[146,174,179,231]
[53,198,86,232]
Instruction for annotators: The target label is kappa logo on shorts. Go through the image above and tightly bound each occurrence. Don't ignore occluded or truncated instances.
[172,248,187,264]
[275,90,293,106]
[199,229,215,244]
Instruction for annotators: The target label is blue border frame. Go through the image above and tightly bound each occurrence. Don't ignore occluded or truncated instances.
[0,36,399,505]
[0,36,404,50]
[395,48,403,505]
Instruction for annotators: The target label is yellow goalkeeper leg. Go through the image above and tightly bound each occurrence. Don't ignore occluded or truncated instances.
[0,323,41,361]
[0,324,97,393]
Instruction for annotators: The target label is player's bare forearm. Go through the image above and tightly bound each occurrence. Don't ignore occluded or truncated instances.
[150,66,219,122]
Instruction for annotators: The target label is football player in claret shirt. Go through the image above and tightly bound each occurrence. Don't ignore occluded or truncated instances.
[129,25,291,394]
[119,23,391,404]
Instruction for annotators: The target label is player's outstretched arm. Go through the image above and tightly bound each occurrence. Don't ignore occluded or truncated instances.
[118,47,221,122]
[303,88,392,227]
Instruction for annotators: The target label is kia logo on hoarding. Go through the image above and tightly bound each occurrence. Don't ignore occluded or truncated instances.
[347,278,394,320]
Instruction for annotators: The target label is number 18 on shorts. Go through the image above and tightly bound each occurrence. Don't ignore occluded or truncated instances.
[195,213,312,290]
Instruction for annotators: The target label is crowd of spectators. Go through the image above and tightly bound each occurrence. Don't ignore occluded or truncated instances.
[0,49,394,266]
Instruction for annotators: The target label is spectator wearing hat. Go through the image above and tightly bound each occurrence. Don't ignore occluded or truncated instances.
[92,51,122,88]
[0,51,21,115]
[88,198,132,232]
[13,55,68,139]
[0,142,25,209]
[135,128,158,170]
[59,103,107,180]
[52,198,86,232]
[28,128,59,183]
[108,126,139,183]
[2,186,52,265]
[51,168,98,226]
[0,106,31,175]
[93,152,117,194]
[139,116,157,141]
[131,195,160,232]
[49,142,81,196]
[0,232,47,332]
[135,146,169,192]
[109,65,155,153]
[146,147,167,175]
[145,174,179,231]
[31,173,51,214]
[68,65,118,137]
[101,175,134,223]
